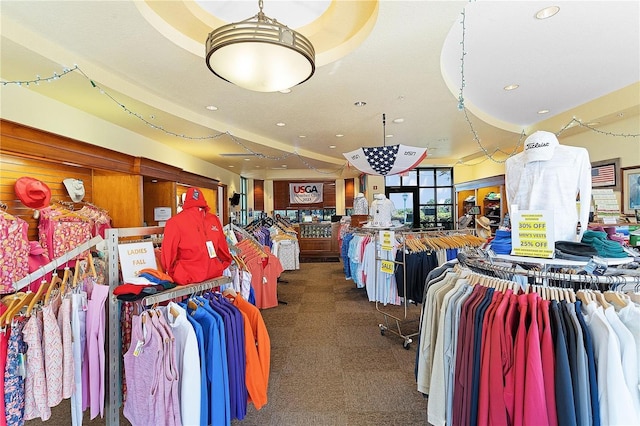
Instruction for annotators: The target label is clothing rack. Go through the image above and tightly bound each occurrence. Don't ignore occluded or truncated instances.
[104,226,232,426]
[375,229,483,349]
[457,251,640,289]
[12,235,104,292]
[141,276,230,306]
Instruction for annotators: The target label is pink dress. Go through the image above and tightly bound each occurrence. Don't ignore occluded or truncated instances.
[23,312,51,421]
[57,296,75,399]
[43,294,63,407]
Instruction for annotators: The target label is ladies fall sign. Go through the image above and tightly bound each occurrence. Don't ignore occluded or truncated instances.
[289,183,323,204]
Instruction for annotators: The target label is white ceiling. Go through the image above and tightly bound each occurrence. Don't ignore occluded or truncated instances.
[1,1,638,178]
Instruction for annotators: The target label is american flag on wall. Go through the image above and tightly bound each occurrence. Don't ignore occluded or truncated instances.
[591,164,616,187]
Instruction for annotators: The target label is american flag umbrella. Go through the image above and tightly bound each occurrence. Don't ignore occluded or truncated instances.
[343,144,427,176]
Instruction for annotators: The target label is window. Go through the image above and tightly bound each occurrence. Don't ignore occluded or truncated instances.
[385,168,454,230]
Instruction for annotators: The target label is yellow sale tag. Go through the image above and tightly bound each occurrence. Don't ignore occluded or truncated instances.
[380,260,395,274]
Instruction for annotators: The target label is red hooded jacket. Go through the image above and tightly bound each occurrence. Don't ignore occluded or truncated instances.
[161,187,232,285]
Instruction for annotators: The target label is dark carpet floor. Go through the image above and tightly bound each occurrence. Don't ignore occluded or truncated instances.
[26,262,428,425]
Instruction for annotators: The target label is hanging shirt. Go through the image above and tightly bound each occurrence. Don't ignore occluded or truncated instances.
[162,303,201,426]
[505,132,591,242]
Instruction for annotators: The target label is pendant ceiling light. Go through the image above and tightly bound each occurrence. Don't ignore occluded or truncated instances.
[205,0,315,93]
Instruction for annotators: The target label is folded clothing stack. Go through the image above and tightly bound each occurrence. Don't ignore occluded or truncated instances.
[113,268,177,301]
[581,230,628,258]
[490,229,512,255]
[554,241,599,261]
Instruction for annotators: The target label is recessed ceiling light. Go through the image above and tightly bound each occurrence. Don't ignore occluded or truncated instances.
[244,158,251,161]
[282,165,288,168]
[335,134,344,138]
[535,6,560,20]
[205,105,218,111]
[329,145,336,149]
[276,122,286,127]
[504,84,519,91]
[393,118,404,124]
[537,109,550,114]
[354,101,367,107]
[229,165,235,168]
[279,88,291,94]
[586,121,600,126]
[255,166,260,168]
[298,135,306,138]
[386,134,394,138]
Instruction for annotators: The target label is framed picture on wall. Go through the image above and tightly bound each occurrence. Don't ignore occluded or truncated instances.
[591,158,620,190]
[622,165,640,215]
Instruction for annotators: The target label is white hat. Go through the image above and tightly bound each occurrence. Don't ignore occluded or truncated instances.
[63,178,85,203]
[523,131,559,163]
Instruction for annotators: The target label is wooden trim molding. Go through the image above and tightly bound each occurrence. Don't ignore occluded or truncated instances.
[1,119,135,173]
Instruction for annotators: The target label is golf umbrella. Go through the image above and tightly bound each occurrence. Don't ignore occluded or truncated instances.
[343,144,427,176]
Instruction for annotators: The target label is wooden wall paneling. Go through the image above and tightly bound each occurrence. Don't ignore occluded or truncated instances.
[199,187,217,214]
[0,152,94,240]
[175,184,218,217]
[345,178,354,208]
[1,119,135,174]
[220,184,229,225]
[135,158,182,182]
[273,180,336,210]
[143,180,177,226]
[254,179,264,211]
[93,171,144,228]
[178,170,219,189]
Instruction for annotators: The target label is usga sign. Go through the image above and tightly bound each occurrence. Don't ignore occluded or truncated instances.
[289,183,324,204]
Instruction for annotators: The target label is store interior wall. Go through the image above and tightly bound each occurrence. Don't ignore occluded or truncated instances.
[2,76,638,217]
[1,85,241,195]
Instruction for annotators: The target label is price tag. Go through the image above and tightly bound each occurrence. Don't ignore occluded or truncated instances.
[206,241,217,258]
[380,260,395,274]
[133,340,144,357]
[18,353,26,378]
[583,257,608,276]
[379,230,395,252]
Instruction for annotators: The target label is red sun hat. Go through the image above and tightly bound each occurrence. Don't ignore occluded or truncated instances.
[14,177,51,209]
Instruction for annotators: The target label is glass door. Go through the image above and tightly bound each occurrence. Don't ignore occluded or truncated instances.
[386,188,419,228]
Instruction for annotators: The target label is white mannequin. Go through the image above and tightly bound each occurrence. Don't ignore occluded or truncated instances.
[370,193,396,227]
[505,130,591,242]
[353,192,368,215]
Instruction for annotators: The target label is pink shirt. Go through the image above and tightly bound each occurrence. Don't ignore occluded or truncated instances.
[523,293,548,424]
[484,289,514,426]
[538,299,558,426]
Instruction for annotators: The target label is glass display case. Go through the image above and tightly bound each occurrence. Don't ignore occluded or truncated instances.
[299,223,333,238]
[296,222,340,259]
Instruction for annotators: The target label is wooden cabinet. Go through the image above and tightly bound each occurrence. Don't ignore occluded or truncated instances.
[1,119,221,233]
[296,222,340,259]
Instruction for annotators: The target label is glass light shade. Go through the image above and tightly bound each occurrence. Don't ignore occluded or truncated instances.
[206,16,315,92]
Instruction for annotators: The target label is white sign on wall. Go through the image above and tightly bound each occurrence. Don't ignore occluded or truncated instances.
[289,183,324,204]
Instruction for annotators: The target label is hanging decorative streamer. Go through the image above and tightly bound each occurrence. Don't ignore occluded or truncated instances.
[2,36,638,170]
[455,7,639,165]
[1,65,344,174]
